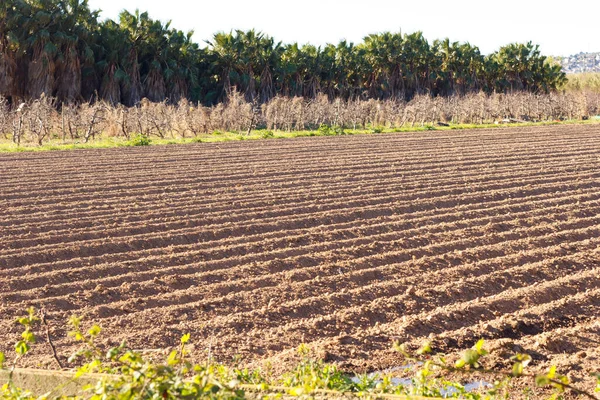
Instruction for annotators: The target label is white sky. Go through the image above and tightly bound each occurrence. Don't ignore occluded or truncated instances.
[87,0,600,56]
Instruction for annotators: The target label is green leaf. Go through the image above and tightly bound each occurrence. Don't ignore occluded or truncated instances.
[536,374,550,387]
[512,362,523,377]
[88,325,101,337]
[417,341,432,355]
[0,352,5,369]
[461,349,480,367]
[114,68,128,81]
[133,370,143,381]
[181,333,191,344]
[167,350,179,366]
[69,315,82,329]
[43,42,58,56]
[15,340,30,356]
[38,29,50,41]
[393,341,410,358]
[474,339,485,352]
[106,347,120,360]
[511,353,532,369]
[74,367,86,378]
[21,330,36,343]
[34,11,51,24]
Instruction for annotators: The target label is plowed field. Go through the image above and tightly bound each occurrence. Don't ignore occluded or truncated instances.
[1,125,599,384]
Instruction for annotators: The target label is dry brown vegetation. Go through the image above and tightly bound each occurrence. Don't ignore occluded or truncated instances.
[2,91,600,146]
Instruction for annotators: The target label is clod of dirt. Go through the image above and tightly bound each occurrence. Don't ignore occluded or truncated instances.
[535,335,579,354]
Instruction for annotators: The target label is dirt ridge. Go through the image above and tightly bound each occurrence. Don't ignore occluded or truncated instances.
[1,125,599,393]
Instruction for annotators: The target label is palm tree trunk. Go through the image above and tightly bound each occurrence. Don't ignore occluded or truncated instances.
[122,49,142,106]
[56,44,82,103]
[144,66,166,102]
[100,64,121,106]
[0,48,17,99]
[28,46,55,99]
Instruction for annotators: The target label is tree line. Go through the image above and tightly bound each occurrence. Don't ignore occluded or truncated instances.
[0,0,567,107]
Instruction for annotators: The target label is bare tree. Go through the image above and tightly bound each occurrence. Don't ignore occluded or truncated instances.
[6,91,600,146]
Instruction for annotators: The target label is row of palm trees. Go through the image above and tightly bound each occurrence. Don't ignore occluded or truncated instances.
[0,0,566,107]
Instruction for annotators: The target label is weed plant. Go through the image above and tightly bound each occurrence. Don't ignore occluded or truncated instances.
[1,309,599,399]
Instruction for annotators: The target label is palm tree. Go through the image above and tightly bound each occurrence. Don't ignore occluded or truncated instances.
[118,10,145,106]
[23,0,60,99]
[256,35,283,103]
[300,44,323,99]
[96,20,127,105]
[401,31,432,97]
[164,29,200,103]
[53,0,98,103]
[208,31,241,101]
[279,43,304,97]
[489,42,562,93]
[0,2,568,107]
[139,18,170,102]
[0,1,20,102]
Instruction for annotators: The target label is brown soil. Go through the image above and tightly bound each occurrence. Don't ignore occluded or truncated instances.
[1,125,599,394]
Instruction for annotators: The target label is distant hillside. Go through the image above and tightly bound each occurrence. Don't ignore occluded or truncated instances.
[558,52,600,73]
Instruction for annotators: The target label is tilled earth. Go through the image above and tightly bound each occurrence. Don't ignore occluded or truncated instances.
[0,125,599,393]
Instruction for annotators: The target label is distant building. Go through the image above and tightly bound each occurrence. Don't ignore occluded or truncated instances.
[559,52,600,73]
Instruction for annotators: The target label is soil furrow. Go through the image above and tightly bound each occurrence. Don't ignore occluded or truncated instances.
[1,123,599,376]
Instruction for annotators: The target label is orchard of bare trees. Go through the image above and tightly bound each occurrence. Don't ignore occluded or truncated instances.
[2,91,599,146]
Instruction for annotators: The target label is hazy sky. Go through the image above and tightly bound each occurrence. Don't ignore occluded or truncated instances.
[87,0,600,56]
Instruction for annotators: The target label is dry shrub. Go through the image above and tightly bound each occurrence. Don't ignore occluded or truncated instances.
[4,91,600,146]
[220,90,253,132]
[263,96,306,131]
[102,105,127,138]
[0,96,10,139]
[171,99,210,137]
[23,95,56,145]
[139,100,174,138]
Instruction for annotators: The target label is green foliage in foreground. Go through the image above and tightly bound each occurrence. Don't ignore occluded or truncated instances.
[1,309,599,399]
[0,119,596,153]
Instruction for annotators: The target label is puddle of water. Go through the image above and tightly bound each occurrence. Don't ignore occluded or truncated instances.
[351,365,492,397]
[446,380,491,396]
